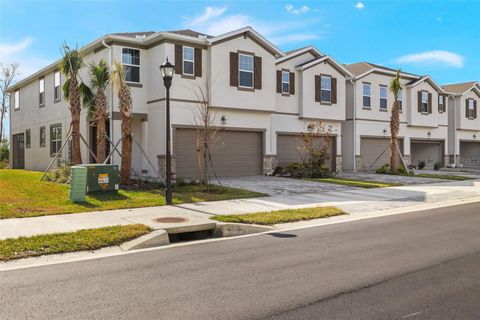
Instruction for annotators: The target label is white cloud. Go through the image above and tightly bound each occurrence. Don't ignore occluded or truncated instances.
[355,2,365,10]
[285,4,310,15]
[184,6,325,46]
[394,50,464,68]
[0,37,53,81]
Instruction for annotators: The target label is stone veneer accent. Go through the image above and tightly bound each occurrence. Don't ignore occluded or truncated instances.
[443,155,450,167]
[263,155,278,176]
[335,155,342,172]
[157,155,176,181]
[402,154,412,168]
[355,155,363,171]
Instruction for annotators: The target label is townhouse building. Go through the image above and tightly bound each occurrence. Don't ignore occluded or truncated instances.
[343,62,451,170]
[8,27,350,178]
[442,82,480,167]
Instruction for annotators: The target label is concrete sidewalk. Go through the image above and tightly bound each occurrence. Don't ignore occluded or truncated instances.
[0,179,479,240]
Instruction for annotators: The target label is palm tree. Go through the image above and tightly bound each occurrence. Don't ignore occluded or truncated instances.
[60,44,85,165]
[87,60,110,163]
[110,61,132,185]
[389,70,402,174]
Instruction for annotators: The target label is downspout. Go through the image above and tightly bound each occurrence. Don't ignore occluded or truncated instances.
[348,77,357,171]
[102,39,114,163]
[452,95,457,165]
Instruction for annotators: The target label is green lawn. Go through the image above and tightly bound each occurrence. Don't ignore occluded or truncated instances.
[0,224,151,261]
[0,169,264,219]
[414,173,472,181]
[306,177,402,188]
[211,206,345,225]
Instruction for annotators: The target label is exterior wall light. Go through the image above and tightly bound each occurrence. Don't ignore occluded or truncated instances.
[383,128,387,135]
[221,115,227,125]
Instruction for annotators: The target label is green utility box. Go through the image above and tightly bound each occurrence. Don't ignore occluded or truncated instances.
[82,164,120,193]
[70,166,87,202]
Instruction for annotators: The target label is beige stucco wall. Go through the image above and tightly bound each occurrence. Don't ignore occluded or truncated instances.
[407,80,447,128]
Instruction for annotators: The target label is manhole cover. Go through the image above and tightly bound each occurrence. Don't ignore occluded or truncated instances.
[153,217,189,223]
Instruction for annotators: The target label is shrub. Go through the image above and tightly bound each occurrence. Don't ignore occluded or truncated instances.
[283,161,334,178]
[0,139,9,161]
[44,161,71,184]
[417,160,426,170]
[434,162,441,171]
[376,164,390,174]
[284,162,306,178]
[272,166,284,176]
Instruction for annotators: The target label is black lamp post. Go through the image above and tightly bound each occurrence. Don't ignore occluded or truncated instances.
[160,58,175,205]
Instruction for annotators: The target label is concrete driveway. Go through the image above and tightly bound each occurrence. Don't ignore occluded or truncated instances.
[216,175,352,196]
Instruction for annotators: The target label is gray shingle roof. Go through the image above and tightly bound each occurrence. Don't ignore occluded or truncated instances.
[442,81,478,94]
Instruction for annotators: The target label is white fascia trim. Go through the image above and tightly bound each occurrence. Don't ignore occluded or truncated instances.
[354,68,421,81]
[144,32,209,46]
[408,75,446,93]
[209,26,284,57]
[296,56,353,77]
[276,46,323,64]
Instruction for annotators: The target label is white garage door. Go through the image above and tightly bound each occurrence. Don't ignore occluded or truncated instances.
[174,128,263,178]
[411,141,443,169]
[460,141,480,167]
[360,137,404,171]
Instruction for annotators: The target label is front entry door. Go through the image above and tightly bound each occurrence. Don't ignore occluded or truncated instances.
[12,133,25,169]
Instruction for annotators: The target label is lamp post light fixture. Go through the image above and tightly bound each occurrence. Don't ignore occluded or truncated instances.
[160,58,175,205]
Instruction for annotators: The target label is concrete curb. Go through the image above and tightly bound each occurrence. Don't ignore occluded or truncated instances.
[214,222,275,237]
[120,230,170,251]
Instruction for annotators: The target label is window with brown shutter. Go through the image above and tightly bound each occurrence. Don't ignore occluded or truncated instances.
[290,72,295,95]
[438,95,445,113]
[331,77,337,104]
[417,91,422,112]
[428,92,432,113]
[474,100,478,119]
[315,75,321,102]
[194,48,202,77]
[230,52,238,87]
[254,56,262,90]
[174,44,182,74]
[276,70,282,93]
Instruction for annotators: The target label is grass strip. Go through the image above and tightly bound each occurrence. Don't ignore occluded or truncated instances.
[0,224,151,261]
[414,173,471,181]
[307,177,402,188]
[211,206,345,225]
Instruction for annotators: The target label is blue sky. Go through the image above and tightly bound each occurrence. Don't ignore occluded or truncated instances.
[1,0,479,84]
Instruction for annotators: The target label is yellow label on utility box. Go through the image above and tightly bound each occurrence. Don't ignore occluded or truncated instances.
[98,173,109,185]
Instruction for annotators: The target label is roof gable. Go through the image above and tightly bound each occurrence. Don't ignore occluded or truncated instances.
[297,56,353,77]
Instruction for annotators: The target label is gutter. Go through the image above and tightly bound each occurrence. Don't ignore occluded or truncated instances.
[347,77,357,171]
[102,40,114,164]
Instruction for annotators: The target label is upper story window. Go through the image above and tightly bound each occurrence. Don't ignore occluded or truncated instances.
[379,85,387,110]
[438,95,445,113]
[363,83,371,108]
[421,91,429,113]
[54,70,61,102]
[282,71,290,94]
[39,78,45,107]
[397,89,403,110]
[122,48,140,83]
[467,98,475,118]
[182,46,194,76]
[321,76,332,103]
[14,90,19,110]
[238,54,254,88]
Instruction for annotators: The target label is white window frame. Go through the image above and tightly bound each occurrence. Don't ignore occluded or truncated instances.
[121,47,141,83]
[379,85,387,110]
[39,77,45,107]
[397,89,403,110]
[50,124,62,156]
[363,83,371,107]
[320,75,332,103]
[281,71,290,94]
[182,46,195,76]
[14,90,19,110]
[54,70,61,102]
[421,91,429,113]
[238,53,254,89]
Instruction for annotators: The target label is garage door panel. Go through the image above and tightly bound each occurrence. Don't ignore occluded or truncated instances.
[277,135,335,170]
[460,141,480,167]
[175,129,263,178]
[361,138,404,171]
[411,141,443,169]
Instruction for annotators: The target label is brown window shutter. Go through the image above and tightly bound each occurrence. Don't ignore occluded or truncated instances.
[254,56,262,90]
[331,77,337,104]
[276,70,282,93]
[315,75,321,102]
[417,91,422,112]
[466,99,469,118]
[230,52,238,87]
[474,100,477,118]
[290,72,295,95]
[194,48,202,77]
[174,44,182,74]
[428,93,432,113]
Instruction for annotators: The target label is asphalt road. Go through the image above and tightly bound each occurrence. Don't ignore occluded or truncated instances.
[1,202,479,320]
